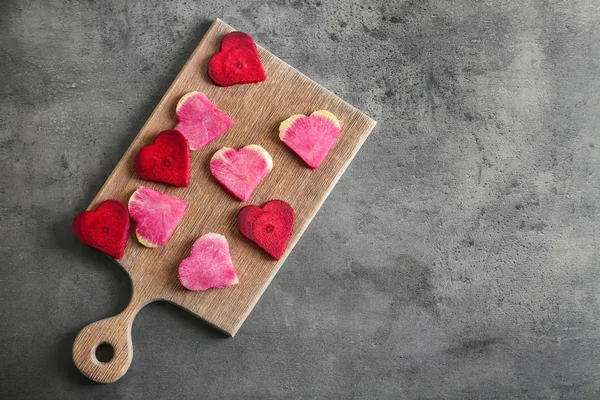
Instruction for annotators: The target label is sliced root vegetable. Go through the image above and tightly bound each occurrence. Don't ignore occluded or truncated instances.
[279,110,341,169]
[237,200,294,260]
[207,32,266,87]
[134,130,191,187]
[128,187,187,248]
[178,233,239,291]
[210,144,273,201]
[73,200,130,259]
[175,91,234,151]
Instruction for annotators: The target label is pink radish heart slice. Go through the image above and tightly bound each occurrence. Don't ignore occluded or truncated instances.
[175,91,234,150]
[128,187,187,248]
[209,145,273,201]
[178,233,239,291]
[279,110,341,169]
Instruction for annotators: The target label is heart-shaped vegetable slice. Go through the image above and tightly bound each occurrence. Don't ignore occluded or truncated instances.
[207,32,266,87]
[279,110,341,169]
[175,91,234,151]
[73,200,130,259]
[134,130,191,187]
[210,145,273,201]
[128,187,187,248]
[238,200,294,260]
[178,233,239,291]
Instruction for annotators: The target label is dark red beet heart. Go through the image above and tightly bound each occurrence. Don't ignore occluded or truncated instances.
[207,31,266,87]
[134,130,191,187]
[238,200,294,260]
[73,200,130,259]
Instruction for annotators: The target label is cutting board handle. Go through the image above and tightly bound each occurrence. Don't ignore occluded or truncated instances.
[72,290,149,383]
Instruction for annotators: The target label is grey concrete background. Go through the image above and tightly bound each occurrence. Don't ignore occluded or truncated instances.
[1,0,599,398]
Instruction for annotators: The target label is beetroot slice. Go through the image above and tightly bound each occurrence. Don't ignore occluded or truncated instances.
[175,91,234,151]
[128,187,187,248]
[237,200,295,260]
[239,199,294,239]
[207,31,266,87]
[279,110,341,169]
[209,145,273,201]
[178,233,239,291]
[134,130,191,187]
[73,199,130,259]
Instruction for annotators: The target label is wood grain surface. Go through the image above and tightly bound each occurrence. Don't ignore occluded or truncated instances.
[73,18,376,383]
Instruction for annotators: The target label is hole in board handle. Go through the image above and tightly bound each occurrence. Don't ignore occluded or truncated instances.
[95,342,115,363]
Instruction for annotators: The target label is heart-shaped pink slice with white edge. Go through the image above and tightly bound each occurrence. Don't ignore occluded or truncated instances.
[279,110,341,169]
[128,187,187,248]
[175,91,234,151]
[178,233,239,291]
[210,145,273,201]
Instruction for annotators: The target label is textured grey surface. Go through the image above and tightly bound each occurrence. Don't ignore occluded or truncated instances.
[1,0,600,398]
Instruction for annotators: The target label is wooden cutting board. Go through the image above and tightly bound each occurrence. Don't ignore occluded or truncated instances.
[73,18,376,383]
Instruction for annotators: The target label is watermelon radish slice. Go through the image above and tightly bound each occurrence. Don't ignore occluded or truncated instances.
[73,200,130,259]
[207,32,266,87]
[175,91,234,151]
[178,233,239,291]
[210,145,273,201]
[238,200,295,260]
[134,130,191,187]
[279,110,341,169]
[128,187,187,248]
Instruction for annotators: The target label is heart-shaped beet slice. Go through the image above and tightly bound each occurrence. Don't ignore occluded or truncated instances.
[178,233,239,291]
[73,200,130,259]
[207,31,266,87]
[238,200,295,260]
[210,145,273,201]
[134,130,191,187]
[279,110,341,169]
[175,91,234,151]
